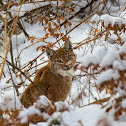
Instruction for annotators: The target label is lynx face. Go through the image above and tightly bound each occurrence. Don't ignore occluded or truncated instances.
[46,38,76,78]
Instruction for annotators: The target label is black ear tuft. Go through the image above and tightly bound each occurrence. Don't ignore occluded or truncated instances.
[64,37,73,51]
[46,48,55,59]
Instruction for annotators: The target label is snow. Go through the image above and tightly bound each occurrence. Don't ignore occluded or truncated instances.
[122,99,126,108]
[35,95,53,109]
[54,101,68,112]
[97,69,119,85]
[0,0,126,126]
[9,0,89,18]
[91,14,126,27]
[19,106,41,123]
[91,15,100,24]
[113,60,124,70]
[97,42,126,86]
[19,103,126,126]
[78,46,106,68]
[100,48,119,68]
[79,53,101,68]
[0,90,21,111]
[11,33,26,49]
[120,42,126,54]
[19,96,52,123]
[61,105,105,126]
[9,2,50,17]
[101,14,126,27]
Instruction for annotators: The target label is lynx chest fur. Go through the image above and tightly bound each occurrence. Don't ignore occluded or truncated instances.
[20,38,76,108]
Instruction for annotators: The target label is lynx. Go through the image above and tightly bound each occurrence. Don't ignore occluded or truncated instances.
[20,38,76,108]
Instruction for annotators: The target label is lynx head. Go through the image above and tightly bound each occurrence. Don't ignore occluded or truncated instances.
[46,38,76,78]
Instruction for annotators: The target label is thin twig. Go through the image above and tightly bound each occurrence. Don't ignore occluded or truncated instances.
[1,57,40,93]
[7,65,20,96]
[52,11,98,46]
[74,29,106,49]
[81,96,111,107]
[0,0,25,80]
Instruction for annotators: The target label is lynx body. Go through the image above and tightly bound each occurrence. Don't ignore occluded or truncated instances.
[20,38,76,108]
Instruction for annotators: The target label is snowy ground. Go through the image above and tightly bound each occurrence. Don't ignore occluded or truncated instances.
[0,0,126,126]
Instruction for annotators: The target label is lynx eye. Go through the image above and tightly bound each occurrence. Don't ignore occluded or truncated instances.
[50,55,53,59]
[55,59,63,64]
[68,54,73,59]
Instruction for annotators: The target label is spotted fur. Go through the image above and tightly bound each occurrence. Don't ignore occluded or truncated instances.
[20,38,76,108]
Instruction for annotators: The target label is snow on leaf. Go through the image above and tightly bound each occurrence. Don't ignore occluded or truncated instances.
[97,69,119,85]
[18,106,41,123]
[79,53,101,68]
[101,49,119,68]
[121,99,126,108]
[91,14,126,28]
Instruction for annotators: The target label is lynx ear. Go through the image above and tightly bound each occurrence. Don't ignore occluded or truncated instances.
[64,37,73,51]
[46,48,55,59]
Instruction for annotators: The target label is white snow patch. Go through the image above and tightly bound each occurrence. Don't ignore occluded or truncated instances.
[0,90,21,111]
[35,95,53,109]
[120,42,126,54]
[91,14,126,27]
[121,99,126,108]
[97,69,119,85]
[91,14,100,24]
[101,49,119,68]
[61,104,105,126]
[79,53,101,67]
[18,106,41,123]
[9,2,50,17]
